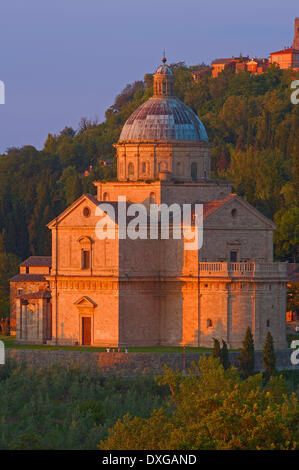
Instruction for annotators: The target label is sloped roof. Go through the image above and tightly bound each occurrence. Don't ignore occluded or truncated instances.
[10,274,48,282]
[47,193,99,228]
[271,47,299,55]
[202,194,276,228]
[203,195,236,219]
[19,256,52,267]
[211,58,234,65]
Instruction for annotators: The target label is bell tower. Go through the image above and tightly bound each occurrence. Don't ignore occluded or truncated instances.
[292,18,299,49]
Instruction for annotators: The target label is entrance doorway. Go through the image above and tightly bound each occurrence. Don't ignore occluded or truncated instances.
[82,317,91,345]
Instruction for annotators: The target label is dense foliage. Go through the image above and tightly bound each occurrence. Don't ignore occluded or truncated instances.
[99,356,299,450]
[0,350,298,450]
[0,63,298,317]
[0,360,166,450]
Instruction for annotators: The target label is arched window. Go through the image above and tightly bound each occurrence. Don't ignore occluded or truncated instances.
[159,161,167,172]
[142,162,146,173]
[128,162,134,177]
[78,236,93,270]
[191,162,197,181]
[266,319,270,327]
[103,192,109,201]
[207,319,213,328]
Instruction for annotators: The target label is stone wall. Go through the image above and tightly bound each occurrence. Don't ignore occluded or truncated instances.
[5,348,298,375]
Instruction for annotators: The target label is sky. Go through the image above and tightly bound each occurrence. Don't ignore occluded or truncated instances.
[0,0,298,153]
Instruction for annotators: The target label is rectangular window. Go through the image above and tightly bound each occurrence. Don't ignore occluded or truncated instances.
[230,251,238,262]
[82,250,90,270]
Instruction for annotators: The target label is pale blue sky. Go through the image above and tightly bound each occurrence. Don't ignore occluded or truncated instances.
[0,0,298,153]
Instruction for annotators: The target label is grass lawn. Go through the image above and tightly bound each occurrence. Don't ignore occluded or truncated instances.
[0,335,211,353]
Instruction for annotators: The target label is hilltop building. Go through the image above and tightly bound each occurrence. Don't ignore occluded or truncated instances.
[210,18,299,78]
[11,58,288,350]
[270,18,299,70]
[269,47,299,70]
[211,56,268,78]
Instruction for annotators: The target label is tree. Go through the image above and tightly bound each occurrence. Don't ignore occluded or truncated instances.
[57,167,83,206]
[221,339,230,370]
[239,327,255,378]
[0,233,19,300]
[43,133,57,154]
[274,206,299,262]
[212,338,221,360]
[99,356,299,450]
[262,332,276,381]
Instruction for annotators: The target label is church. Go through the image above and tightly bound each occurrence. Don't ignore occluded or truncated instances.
[10,57,288,349]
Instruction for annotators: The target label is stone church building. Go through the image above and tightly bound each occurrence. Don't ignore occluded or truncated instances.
[10,58,288,349]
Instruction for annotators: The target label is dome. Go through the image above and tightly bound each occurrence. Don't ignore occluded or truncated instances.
[119,97,208,142]
[155,63,173,75]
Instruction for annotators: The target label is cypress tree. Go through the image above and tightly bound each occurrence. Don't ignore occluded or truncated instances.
[221,339,230,370]
[212,338,221,361]
[239,327,255,378]
[262,331,276,380]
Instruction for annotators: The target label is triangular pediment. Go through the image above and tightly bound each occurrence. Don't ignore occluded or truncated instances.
[47,193,100,228]
[74,296,97,308]
[204,194,276,229]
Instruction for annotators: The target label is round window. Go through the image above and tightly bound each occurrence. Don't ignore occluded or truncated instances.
[83,207,91,217]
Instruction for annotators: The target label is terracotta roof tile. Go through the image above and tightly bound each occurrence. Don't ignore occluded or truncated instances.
[19,256,52,267]
[271,47,299,55]
[203,194,236,219]
[211,58,234,64]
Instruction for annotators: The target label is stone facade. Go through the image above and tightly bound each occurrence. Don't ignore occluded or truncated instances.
[115,141,211,182]
[10,257,51,334]
[11,58,288,351]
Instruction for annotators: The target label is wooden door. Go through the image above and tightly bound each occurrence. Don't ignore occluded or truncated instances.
[82,317,91,345]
